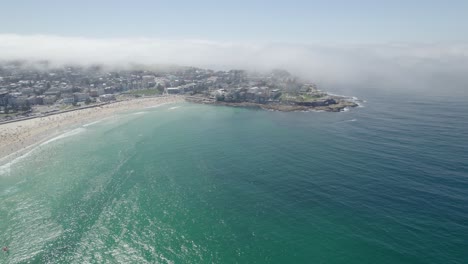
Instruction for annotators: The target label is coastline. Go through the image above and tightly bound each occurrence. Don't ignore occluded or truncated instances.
[185,94,360,112]
[0,95,184,164]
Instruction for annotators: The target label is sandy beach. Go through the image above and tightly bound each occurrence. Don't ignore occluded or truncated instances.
[0,95,184,163]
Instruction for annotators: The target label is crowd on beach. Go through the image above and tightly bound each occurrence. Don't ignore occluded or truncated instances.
[0,96,183,162]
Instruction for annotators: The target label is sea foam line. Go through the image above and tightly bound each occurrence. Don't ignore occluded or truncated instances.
[40,127,86,146]
[335,118,357,124]
[144,102,169,109]
[341,107,350,112]
[0,128,86,176]
[82,120,103,127]
[0,146,38,176]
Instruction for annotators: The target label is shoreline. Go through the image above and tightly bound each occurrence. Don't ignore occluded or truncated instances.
[0,95,184,164]
[185,95,360,112]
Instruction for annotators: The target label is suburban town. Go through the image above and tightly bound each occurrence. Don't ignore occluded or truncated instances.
[0,61,359,122]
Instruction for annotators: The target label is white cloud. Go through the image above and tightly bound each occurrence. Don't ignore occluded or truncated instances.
[1,34,467,94]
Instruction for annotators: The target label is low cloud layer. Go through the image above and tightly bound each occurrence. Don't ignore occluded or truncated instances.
[1,34,467,94]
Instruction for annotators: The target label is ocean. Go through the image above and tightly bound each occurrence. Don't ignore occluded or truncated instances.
[0,92,467,263]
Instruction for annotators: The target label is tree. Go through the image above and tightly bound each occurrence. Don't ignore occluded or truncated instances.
[156,83,164,93]
[21,101,31,112]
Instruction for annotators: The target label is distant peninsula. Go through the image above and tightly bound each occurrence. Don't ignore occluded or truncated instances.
[185,69,359,112]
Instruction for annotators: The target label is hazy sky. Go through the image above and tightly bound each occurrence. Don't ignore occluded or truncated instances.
[1,0,467,43]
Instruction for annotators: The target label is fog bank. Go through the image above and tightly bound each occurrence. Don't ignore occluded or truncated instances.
[1,34,467,95]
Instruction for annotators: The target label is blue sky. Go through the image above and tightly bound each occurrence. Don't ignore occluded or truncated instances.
[1,0,467,43]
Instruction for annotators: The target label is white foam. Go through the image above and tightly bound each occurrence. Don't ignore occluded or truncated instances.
[336,118,358,124]
[328,93,364,107]
[350,97,365,108]
[0,144,41,176]
[82,120,102,127]
[40,127,86,147]
[132,111,147,115]
[168,106,181,110]
[144,105,160,109]
[353,98,365,108]
[144,103,168,109]
[1,128,86,176]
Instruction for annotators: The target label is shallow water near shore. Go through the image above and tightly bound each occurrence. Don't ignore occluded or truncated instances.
[0,94,467,263]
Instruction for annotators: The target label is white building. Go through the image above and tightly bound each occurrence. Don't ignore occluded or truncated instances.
[99,94,116,102]
[73,92,89,102]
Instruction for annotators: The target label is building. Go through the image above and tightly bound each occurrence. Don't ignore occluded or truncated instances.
[99,94,116,102]
[142,75,155,88]
[44,88,61,96]
[73,92,89,102]
[0,90,10,111]
[43,95,57,105]
[22,87,34,96]
[9,95,28,107]
[27,96,38,105]
[166,88,180,94]
[62,95,75,104]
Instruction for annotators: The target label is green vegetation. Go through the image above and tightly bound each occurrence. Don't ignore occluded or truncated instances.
[59,105,74,111]
[279,93,326,102]
[279,93,297,101]
[300,94,326,101]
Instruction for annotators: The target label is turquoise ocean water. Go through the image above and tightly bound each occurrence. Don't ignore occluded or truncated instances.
[0,93,467,263]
